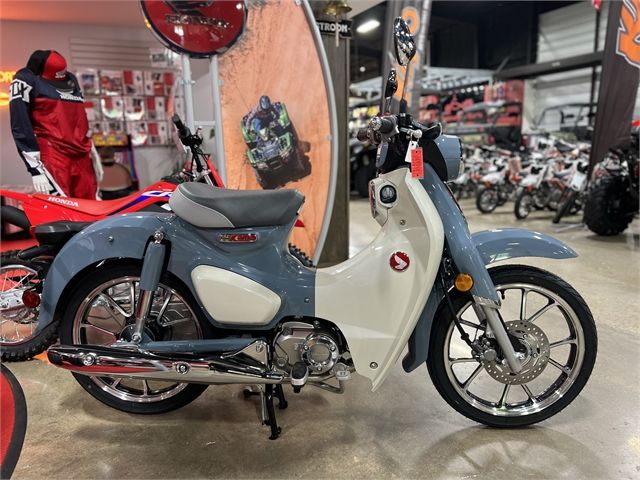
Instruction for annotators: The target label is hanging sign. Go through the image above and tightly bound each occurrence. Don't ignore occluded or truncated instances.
[139,0,247,58]
[316,20,353,38]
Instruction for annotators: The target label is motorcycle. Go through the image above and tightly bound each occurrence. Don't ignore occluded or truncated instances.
[0,120,308,362]
[513,156,569,220]
[475,153,522,213]
[552,158,590,224]
[41,19,596,440]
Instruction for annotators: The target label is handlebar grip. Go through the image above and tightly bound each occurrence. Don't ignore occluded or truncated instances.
[378,117,395,134]
[172,114,189,137]
[356,129,369,142]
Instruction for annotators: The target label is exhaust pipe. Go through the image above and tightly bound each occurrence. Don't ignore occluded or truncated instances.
[47,340,284,385]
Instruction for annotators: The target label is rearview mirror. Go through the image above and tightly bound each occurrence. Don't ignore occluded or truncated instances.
[393,17,416,66]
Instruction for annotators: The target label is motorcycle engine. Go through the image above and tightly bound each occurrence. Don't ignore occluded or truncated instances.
[273,321,340,375]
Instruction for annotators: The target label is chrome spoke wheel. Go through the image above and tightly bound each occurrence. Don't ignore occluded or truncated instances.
[443,282,585,417]
[72,276,202,403]
[0,264,40,345]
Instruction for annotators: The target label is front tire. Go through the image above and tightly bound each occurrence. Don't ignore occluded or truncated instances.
[59,264,213,414]
[428,265,597,427]
[514,189,532,220]
[553,190,578,224]
[476,187,499,213]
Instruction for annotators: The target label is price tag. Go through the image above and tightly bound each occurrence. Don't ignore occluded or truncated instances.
[411,147,424,179]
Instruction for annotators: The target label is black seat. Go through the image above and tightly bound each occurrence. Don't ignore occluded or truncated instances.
[169,183,304,228]
[34,221,91,246]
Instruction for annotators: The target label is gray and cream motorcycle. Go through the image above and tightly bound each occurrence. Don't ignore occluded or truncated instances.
[42,19,596,439]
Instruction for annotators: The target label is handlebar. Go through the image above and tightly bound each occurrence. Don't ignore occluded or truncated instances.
[172,114,189,138]
[371,116,396,134]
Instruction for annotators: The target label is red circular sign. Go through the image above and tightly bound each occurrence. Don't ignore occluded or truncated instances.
[390,252,410,272]
[140,1,247,58]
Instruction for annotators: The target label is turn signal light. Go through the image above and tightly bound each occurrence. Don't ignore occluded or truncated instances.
[22,290,41,309]
[454,273,474,292]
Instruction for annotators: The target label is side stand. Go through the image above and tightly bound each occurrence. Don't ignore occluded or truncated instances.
[243,384,288,440]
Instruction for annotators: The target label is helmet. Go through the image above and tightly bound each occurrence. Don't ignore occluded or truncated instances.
[259,95,271,111]
[27,50,71,89]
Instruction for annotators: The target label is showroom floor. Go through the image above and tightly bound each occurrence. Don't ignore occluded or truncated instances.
[7,198,640,479]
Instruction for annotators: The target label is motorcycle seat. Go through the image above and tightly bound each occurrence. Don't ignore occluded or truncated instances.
[34,221,92,246]
[169,183,304,228]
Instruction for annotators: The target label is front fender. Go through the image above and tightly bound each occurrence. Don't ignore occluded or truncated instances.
[37,213,167,331]
[472,228,577,265]
[402,227,577,373]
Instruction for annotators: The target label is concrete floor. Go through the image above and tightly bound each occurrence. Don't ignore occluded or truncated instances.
[7,198,640,479]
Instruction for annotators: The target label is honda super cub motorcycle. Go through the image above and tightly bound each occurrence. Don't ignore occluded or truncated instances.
[41,20,596,439]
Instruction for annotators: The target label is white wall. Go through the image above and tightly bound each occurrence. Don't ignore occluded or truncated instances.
[526,1,640,129]
[0,20,179,188]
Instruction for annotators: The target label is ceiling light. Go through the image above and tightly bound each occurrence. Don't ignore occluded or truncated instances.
[357,19,380,34]
[359,66,366,73]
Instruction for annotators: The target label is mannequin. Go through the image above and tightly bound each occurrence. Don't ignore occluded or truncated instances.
[9,50,103,199]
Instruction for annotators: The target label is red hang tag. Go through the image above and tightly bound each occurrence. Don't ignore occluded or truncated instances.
[411,147,424,179]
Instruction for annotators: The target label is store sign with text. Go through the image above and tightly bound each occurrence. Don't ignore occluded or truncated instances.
[139,0,247,57]
[316,20,352,38]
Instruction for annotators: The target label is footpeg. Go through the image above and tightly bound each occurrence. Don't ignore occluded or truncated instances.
[291,361,308,393]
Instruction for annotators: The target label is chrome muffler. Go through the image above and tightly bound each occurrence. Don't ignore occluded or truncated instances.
[47,340,284,385]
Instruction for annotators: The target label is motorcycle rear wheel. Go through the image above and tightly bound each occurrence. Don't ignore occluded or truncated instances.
[0,260,58,362]
[59,264,214,414]
[428,265,597,427]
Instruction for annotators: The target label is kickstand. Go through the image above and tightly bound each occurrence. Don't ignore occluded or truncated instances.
[262,384,282,440]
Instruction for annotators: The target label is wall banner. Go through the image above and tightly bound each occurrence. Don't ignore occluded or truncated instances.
[217,0,337,261]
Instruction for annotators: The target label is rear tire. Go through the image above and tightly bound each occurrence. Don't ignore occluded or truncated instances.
[0,260,57,362]
[584,176,632,235]
[59,264,213,414]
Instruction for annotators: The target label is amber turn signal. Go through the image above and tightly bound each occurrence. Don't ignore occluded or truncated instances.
[454,273,474,292]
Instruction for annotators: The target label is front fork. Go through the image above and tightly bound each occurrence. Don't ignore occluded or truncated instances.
[475,304,522,373]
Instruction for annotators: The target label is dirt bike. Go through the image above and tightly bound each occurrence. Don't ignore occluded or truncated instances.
[475,158,522,214]
[552,159,590,224]
[42,20,596,440]
[0,118,307,361]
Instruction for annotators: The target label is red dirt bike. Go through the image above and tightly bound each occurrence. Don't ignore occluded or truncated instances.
[0,116,309,361]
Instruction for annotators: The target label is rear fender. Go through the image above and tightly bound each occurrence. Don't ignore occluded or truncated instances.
[37,213,167,331]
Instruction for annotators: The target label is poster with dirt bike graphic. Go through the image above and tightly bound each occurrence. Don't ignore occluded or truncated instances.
[218,0,336,259]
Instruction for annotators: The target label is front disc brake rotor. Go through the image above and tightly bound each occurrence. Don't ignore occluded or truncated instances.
[482,320,550,385]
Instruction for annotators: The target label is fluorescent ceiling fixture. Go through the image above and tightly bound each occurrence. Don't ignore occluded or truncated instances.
[357,19,380,34]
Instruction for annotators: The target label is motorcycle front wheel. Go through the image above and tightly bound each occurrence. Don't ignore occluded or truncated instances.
[59,264,215,414]
[513,189,533,220]
[476,187,499,213]
[553,190,578,224]
[428,265,597,427]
